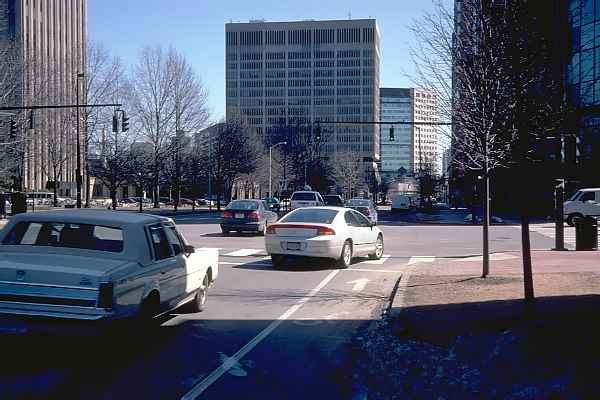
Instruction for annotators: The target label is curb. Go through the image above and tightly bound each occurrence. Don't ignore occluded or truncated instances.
[381,273,403,319]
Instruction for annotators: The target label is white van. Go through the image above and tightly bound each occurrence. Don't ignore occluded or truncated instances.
[290,191,324,210]
[391,194,411,212]
[564,188,600,226]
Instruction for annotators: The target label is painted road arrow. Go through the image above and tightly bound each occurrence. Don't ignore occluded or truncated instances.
[347,278,370,292]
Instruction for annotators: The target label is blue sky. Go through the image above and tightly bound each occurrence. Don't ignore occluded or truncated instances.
[88,0,450,121]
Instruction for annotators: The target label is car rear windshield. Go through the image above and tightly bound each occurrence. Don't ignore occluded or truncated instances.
[2,221,124,252]
[291,192,316,201]
[227,200,259,210]
[281,209,338,224]
[347,199,370,207]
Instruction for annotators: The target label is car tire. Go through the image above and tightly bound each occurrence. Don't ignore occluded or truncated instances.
[136,292,160,328]
[566,213,583,227]
[187,274,209,313]
[368,234,384,260]
[336,240,353,269]
[271,254,285,268]
[221,228,230,236]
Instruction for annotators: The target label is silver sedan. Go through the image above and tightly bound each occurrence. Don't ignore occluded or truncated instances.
[264,207,384,268]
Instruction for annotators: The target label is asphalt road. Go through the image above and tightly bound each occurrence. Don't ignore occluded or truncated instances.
[0,210,558,400]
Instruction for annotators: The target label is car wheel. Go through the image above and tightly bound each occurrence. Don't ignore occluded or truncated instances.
[271,254,285,268]
[221,228,230,235]
[368,235,384,260]
[187,274,209,313]
[336,240,353,269]
[137,292,160,327]
[259,223,267,236]
[566,213,583,227]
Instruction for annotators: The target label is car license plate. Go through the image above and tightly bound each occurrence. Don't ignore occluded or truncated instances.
[235,213,244,219]
[287,242,301,251]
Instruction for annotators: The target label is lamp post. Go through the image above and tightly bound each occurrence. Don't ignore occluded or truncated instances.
[75,72,84,208]
[269,141,286,198]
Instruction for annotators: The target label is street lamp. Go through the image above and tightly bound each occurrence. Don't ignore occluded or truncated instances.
[75,72,84,208]
[269,141,287,198]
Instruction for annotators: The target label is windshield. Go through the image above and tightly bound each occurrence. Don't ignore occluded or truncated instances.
[227,200,259,210]
[291,192,316,201]
[347,199,371,207]
[3,222,124,252]
[568,191,582,201]
[281,209,339,224]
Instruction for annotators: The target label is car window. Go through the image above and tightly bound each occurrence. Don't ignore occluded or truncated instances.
[581,192,596,201]
[291,192,316,201]
[347,199,370,207]
[3,221,124,252]
[164,225,184,255]
[344,211,359,227]
[352,211,372,227]
[148,224,173,260]
[227,200,259,210]
[568,191,582,201]
[281,208,339,224]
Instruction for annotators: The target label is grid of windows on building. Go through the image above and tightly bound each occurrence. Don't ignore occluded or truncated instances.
[225,19,380,162]
[379,88,439,178]
[567,0,600,106]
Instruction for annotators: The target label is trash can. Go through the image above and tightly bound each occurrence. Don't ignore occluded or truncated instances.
[10,192,27,215]
[575,216,598,251]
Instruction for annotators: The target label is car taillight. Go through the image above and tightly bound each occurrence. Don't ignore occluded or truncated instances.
[98,282,114,309]
[317,227,336,236]
[248,211,259,220]
[221,211,233,218]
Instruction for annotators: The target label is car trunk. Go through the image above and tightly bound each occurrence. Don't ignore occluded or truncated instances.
[272,223,329,238]
[0,252,127,288]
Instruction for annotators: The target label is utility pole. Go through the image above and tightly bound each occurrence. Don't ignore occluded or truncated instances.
[75,72,84,208]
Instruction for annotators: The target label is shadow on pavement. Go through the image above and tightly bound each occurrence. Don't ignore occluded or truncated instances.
[232,257,340,272]
[0,316,369,400]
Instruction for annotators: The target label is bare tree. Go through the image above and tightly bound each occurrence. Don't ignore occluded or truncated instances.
[331,151,365,200]
[411,0,565,298]
[82,42,127,207]
[210,116,261,210]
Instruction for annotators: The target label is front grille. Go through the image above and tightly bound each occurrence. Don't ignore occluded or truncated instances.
[0,294,96,308]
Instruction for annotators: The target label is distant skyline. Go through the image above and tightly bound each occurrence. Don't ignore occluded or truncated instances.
[88,0,452,122]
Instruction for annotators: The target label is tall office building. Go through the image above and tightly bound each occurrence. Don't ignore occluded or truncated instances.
[225,19,380,163]
[379,88,438,179]
[0,0,87,195]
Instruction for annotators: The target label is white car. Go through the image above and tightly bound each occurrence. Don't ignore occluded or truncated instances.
[265,206,384,268]
[290,191,325,210]
[0,210,218,330]
[564,188,600,226]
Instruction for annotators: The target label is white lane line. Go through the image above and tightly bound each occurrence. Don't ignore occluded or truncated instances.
[180,269,340,400]
[346,268,402,273]
[362,254,391,265]
[223,248,262,257]
[408,256,435,265]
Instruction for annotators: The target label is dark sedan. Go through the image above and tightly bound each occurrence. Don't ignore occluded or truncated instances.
[220,199,278,235]
[263,197,281,212]
[323,195,345,207]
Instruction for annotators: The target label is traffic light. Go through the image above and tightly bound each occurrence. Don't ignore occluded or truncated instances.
[9,120,17,139]
[121,111,129,132]
[112,114,118,133]
[315,125,321,142]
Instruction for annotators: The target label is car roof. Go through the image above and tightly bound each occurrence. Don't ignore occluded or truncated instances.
[9,209,170,227]
[292,191,320,195]
[580,188,600,192]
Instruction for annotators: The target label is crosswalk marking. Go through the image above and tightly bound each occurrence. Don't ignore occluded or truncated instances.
[408,256,436,265]
[223,248,263,257]
[528,223,582,249]
[362,254,391,265]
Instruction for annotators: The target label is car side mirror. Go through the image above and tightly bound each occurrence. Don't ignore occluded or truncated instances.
[184,244,195,254]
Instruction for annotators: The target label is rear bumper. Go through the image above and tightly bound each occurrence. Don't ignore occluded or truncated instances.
[266,238,343,259]
[220,221,261,231]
